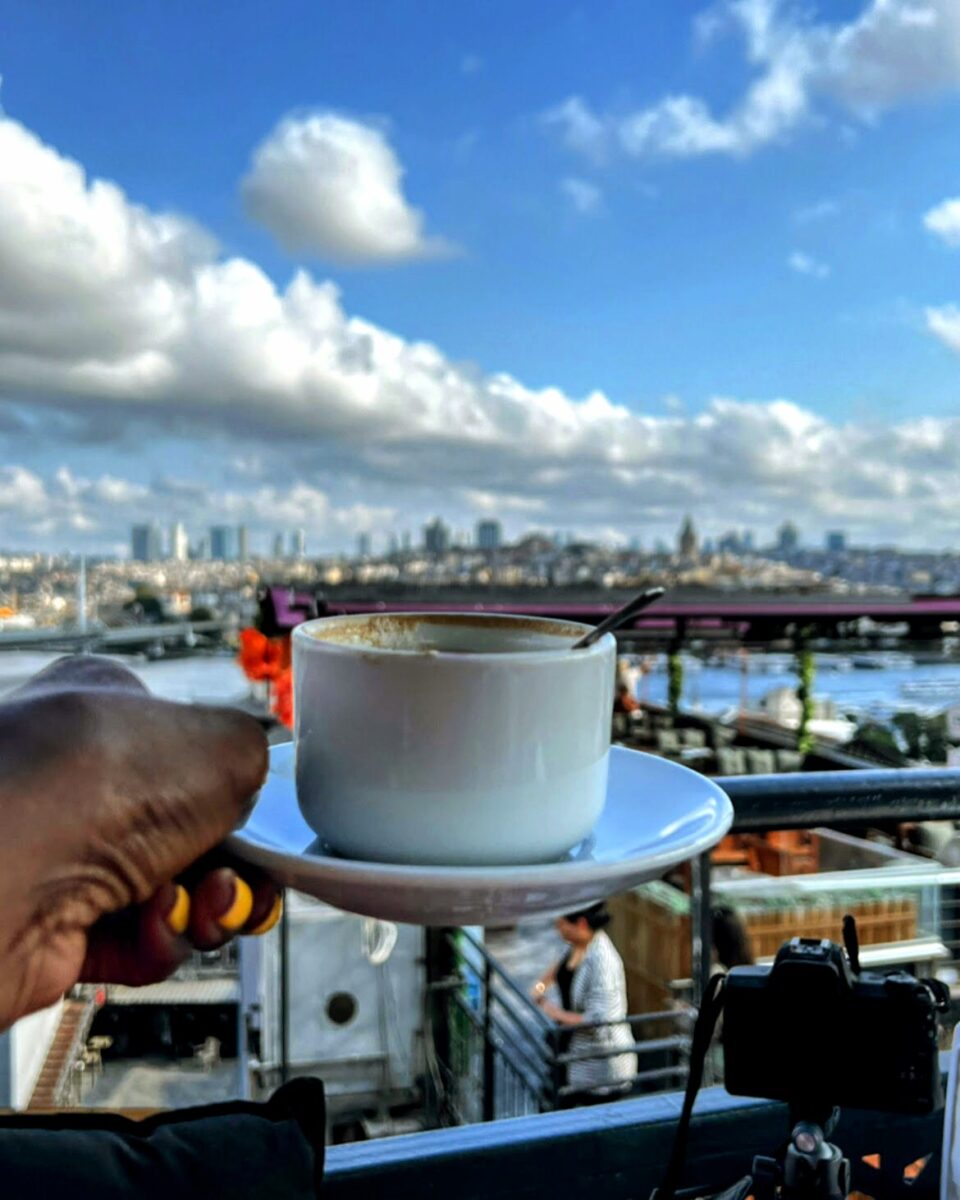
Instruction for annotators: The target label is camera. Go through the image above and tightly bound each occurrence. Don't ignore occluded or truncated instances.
[723,936,946,1115]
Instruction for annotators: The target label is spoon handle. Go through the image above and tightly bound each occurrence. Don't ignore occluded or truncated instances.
[572,587,666,650]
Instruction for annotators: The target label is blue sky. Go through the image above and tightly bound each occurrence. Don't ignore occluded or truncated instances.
[0,0,959,553]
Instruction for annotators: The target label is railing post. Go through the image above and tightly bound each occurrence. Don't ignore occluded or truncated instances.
[690,849,713,1007]
[548,1026,563,1112]
[482,956,495,1122]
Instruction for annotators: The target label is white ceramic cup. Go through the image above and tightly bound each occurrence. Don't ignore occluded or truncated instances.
[292,612,616,866]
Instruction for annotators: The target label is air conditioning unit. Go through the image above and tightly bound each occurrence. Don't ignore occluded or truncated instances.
[239,893,425,1117]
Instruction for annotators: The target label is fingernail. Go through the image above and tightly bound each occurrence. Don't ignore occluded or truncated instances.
[165,885,191,936]
[218,876,253,931]
[250,894,284,936]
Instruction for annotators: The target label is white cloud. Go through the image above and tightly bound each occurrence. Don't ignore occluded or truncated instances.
[924,197,960,248]
[5,109,960,549]
[241,112,451,264]
[926,305,960,354]
[542,97,610,162]
[0,463,396,550]
[793,198,840,223]
[561,177,603,215]
[788,250,830,278]
[544,1,960,162]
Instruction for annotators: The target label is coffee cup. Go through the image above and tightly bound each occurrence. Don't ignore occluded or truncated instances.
[292,612,616,865]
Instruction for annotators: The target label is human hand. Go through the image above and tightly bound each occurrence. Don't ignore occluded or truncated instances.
[0,655,279,1031]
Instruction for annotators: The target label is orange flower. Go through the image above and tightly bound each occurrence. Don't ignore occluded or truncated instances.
[272,666,294,728]
[239,628,291,682]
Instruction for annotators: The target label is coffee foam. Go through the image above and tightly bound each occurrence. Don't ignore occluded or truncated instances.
[307,613,584,653]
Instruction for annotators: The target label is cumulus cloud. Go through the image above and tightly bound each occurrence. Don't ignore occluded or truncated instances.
[926,305,960,354]
[3,109,960,549]
[544,1,960,162]
[12,392,960,550]
[924,197,960,248]
[0,463,396,551]
[561,177,603,215]
[241,112,451,264]
[788,250,830,278]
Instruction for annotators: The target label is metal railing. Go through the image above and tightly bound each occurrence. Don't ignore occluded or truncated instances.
[690,766,960,1003]
[427,928,692,1123]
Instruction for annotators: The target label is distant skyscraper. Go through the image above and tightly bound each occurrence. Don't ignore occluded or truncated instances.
[210,525,237,560]
[291,529,306,559]
[131,522,162,562]
[777,521,800,554]
[825,531,847,553]
[401,531,412,552]
[170,521,189,562]
[357,532,372,559]
[476,519,502,552]
[273,533,286,559]
[388,532,400,556]
[237,525,249,561]
[678,515,698,559]
[424,517,450,556]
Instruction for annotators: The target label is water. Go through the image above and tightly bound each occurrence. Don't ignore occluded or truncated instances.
[0,650,250,705]
[632,653,960,721]
[2,647,959,724]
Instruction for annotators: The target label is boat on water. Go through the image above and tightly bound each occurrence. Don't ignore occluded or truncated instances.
[852,651,916,670]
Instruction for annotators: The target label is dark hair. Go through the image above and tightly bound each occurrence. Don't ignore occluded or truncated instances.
[562,901,611,930]
[712,905,754,969]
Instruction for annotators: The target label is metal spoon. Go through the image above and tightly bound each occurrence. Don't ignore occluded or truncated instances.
[572,587,666,650]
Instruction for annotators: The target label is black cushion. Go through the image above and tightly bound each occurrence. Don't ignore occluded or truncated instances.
[0,1077,325,1198]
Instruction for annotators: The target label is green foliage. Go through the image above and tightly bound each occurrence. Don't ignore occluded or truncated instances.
[892,711,949,763]
[189,605,214,622]
[667,651,684,715]
[849,720,907,766]
[795,643,815,756]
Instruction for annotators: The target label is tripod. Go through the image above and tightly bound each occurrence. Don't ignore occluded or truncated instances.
[750,1107,850,1200]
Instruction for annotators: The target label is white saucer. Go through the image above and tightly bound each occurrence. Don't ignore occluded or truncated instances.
[227,743,733,925]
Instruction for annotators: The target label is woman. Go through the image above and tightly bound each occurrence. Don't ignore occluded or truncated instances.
[531,902,637,1106]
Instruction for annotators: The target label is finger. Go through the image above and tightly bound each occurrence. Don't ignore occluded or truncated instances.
[179,854,279,933]
[88,698,269,900]
[79,883,191,987]
[187,867,254,950]
[12,654,149,698]
[249,892,284,936]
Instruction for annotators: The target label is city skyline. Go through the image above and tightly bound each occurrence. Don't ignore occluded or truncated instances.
[1,4,960,554]
[0,509,952,562]
[111,514,925,563]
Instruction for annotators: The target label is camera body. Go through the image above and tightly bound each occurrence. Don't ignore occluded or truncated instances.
[723,937,943,1114]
